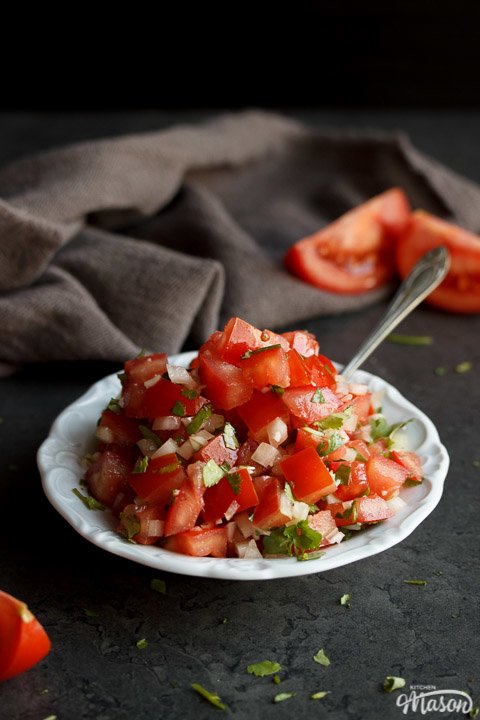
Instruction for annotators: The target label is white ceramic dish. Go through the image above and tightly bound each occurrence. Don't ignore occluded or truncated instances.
[38,351,449,580]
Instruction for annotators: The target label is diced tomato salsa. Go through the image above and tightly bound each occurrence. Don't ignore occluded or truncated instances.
[81,317,423,560]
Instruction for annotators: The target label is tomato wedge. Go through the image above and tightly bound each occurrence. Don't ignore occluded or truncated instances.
[284,188,411,294]
[396,210,480,313]
[0,591,51,681]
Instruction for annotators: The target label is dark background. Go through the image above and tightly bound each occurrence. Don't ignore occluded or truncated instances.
[3,2,480,110]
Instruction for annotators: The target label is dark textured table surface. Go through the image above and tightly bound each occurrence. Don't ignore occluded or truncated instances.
[1,111,479,720]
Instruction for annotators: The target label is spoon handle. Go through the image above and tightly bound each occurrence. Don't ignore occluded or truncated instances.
[341,246,450,380]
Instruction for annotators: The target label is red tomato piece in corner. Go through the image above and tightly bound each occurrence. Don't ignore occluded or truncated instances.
[287,350,313,387]
[164,478,205,536]
[282,330,319,357]
[240,346,290,389]
[282,386,341,424]
[280,447,336,504]
[366,455,410,499]
[285,188,411,294]
[199,352,253,410]
[0,591,51,681]
[237,391,290,441]
[203,468,259,523]
[85,446,134,507]
[169,526,228,557]
[396,210,480,313]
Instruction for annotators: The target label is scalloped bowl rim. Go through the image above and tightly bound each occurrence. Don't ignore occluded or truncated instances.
[37,351,449,580]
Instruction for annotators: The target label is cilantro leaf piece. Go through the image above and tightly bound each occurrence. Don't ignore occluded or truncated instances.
[107,397,121,414]
[139,424,162,445]
[263,521,322,558]
[181,388,198,400]
[404,579,427,586]
[83,608,99,617]
[262,527,294,556]
[455,361,472,374]
[247,660,281,677]
[227,471,241,495]
[273,674,281,685]
[271,385,285,395]
[119,512,141,541]
[136,638,148,649]
[335,465,351,485]
[157,461,181,475]
[313,648,330,666]
[387,333,433,346]
[297,550,325,562]
[240,344,282,360]
[435,366,447,377]
[132,456,149,474]
[72,488,105,511]
[273,692,295,703]
[317,432,345,457]
[172,400,186,417]
[223,421,239,450]
[370,415,391,441]
[311,691,330,700]
[202,459,225,488]
[383,676,406,692]
[339,593,351,607]
[311,389,325,404]
[187,404,212,435]
[117,371,127,384]
[473,460,480,468]
[150,578,166,594]
[316,414,344,430]
[191,683,227,711]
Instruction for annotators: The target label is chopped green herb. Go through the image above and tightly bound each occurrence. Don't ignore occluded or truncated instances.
[469,707,479,718]
[40,689,49,694]
[273,674,281,685]
[335,465,351,485]
[455,361,472,374]
[220,461,231,473]
[139,424,162,444]
[136,638,148,649]
[172,400,186,417]
[107,397,121,414]
[317,432,345,457]
[227,472,241,495]
[240,344,281,360]
[42,716,57,720]
[435,366,447,377]
[135,349,147,358]
[247,660,281,677]
[370,415,391,441]
[263,520,322,559]
[223,421,239,450]
[72,488,105,511]
[187,404,212,435]
[404,477,422,487]
[83,608,99,617]
[273,692,295,703]
[181,388,198,399]
[117,371,127,384]
[271,385,285,395]
[157,462,180,475]
[313,648,330,667]
[297,550,325,562]
[150,578,166,594]
[132,456,149,474]
[339,593,351,607]
[311,691,330,700]
[191,683,227,710]
[387,334,433,346]
[316,414,344,431]
[433,570,443,576]
[221,617,228,624]
[202,459,225,488]
[119,512,140,541]
[473,460,480,468]
[311,388,325,404]
[383,676,406,692]
[404,579,427,586]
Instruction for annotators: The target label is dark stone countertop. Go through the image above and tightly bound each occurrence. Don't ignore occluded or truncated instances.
[1,112,479,720]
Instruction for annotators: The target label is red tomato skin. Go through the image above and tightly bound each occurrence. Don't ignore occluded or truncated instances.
[391,450,423,482]
[282,330,319,357]
[125,378,205,420]
[125,353,168,383]
[240,346,290,389]
[217,317,261,364]
[304,355,336,388]
[348,438,371,461]
[366,455,410,499]
[396,210,480,313]
[329,495,394,526]
[86,446,134,507]
[171,527,228,557]
[294,427,321,453]
[280,447,336,503]
[237,391,290,441]
[285,188,411,294]
[164,479,204,536]
[308,510,339,545]
[203,468,259,523]
[0,591,51,681]
[345,393,373,424]
[282,386,341,423]
[193,435,238,467]
[253,478,292,530]
[252,475,277,502]
[118,503,166,545]
[287,349,314,387]
[128,453,186,505]
[199,352,253,410]
[334,461,369,501]
[97,409,141,446]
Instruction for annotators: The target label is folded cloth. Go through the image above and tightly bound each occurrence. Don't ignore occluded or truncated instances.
[1,110,480,373]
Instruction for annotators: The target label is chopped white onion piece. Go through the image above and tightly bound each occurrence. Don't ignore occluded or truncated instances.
[251,442,280,468]
[181,417,193,427]
[279,491,293,519]
[266,417,288,447]
[152,415,182,431]
[146,519,164,537]
[175,440,194,460]
[166,363,197,388]
[324,493,339,504]
[291,500,310,521]
[144,374,162,389]
[189,430,214,452]
[357,424,373,443]
[371,389,384,411]
[137,438,159,457]
[343,523,363,530]
[225,521,237,542]
[343,413,358,433]
[387,495,408,513]
[243,539,263,559]
[95,426,114,443]
[224,500,240,521]
[326,530,345,544]
[235,511,255,538]
[349,382,368,396]
[152,438,179,458]
[340,447,357,463]
[203,413,225,432]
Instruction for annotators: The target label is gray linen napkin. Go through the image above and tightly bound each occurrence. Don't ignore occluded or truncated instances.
[1,110,480,373]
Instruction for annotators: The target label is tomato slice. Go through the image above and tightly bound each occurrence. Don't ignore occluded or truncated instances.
[285,188,411,293]
[0,591,51,681]
[280,447,336,503]
[396,210,480,313]
[366,455,410,499]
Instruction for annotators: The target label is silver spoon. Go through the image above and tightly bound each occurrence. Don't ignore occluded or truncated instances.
[341,246,450,380]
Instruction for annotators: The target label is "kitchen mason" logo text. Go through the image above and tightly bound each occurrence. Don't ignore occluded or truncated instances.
[396,686,473,715]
